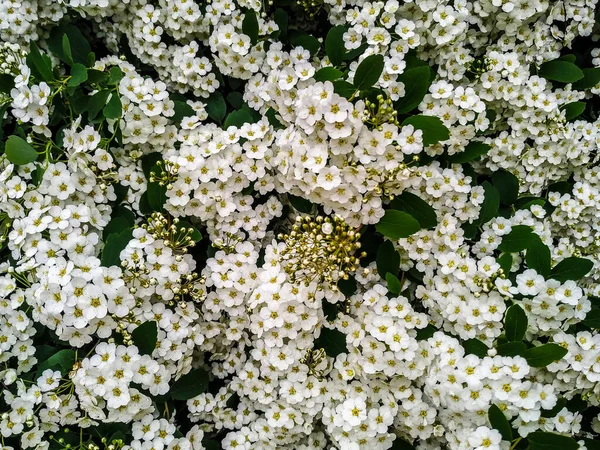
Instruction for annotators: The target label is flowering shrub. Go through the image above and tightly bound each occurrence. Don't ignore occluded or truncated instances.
[2,0,600,450]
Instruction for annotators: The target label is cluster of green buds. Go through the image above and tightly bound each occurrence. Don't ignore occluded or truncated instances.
[363,94,400,129]
[472,266,507,298]
[278,215,366,287]
[297,0,324,17]
[172,272,207,304]
[300,347,329,380]
[120,259,156,295]
[212,231,244,254]
[466,56,493,79]
[149,160,178,190]
[0,42,25,77]
[142,212,198,253]
[361,159,419,202]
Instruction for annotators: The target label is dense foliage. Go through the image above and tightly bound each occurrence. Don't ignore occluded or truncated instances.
[1,0,600,449]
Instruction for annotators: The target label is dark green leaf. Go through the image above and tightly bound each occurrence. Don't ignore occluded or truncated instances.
[390,437,416,450]
[562,101,585,121]
[131,321,158,356]
[103,93,122,119]
[496,341,527,357]
[375,210,421,239]
[498,225,534,253]
[463,339,489,358]
[36,349,76,378]
[354,54,384,90]
[88,90,110,121]
[5,136,38,165]
[27,41,53,82]
[87,69,108,84]
[333,80,356,99]
[402,115,449,146]
[376,240,400,279]
[172,100,195,123]
[337,277,357,297]
[479,181,500,224]
[497,253,513,275]
[314,67,344,82]
[242,10,259,45]
[583,308,600,328]
[539,60,584,83]
[206,92,227,124]
[527,431,579,450]
[488,404,512,441]
[448,141,491,163]
[288,194,314,213]
[141,153,163,179]
[103,216,132,240]
[325,26,347,66]
[170,368,210,400]
[107,66,124,85]
[416,324,436,341]
[101,228,133,267]
[390,191,437,229]
[273,8,288,40]
[572,68,600,90]
[289,31,320,56]
[226,92,244,109]
[549,257,593,282]
[0,74,15,94]
[491,170,519,205]
[315,328,347,357]
[386,273,402,295]
[396,66,431,114]
[523,344,568,367]
[224,109,255,129]
[526,239,551,277]
[62,34,74,65]
[147,163,167,212]
[505,304,527,342]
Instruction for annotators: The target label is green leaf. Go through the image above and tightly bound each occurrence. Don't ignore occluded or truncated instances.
[131,321,158,356]
[572,68,600,90]
[171,100,195,123]
[448,141,491,163]
[226,92,244,109]
[68,62,89,87]
[103,216,133,240]
[505,304,527,342]
[386,273,402,295]
[488,404,512,441]
[523,343,568,367]
[539,60,584,83]
[527,431,580,450]
[242,10,259,45]
[390,437,416,450]
[88,90,110,121]
[549,257,593,282]
[325,26,347,66]
[273,8,288,40]
[562,101,585,121]
[497,253,513,274]
[479,181,500,224]
[353,54,384,90]
[5,136,38,165]
[47,25,91,66]
[376,240,400,279]
[289,30,320,56]
[36,349,76,378]
[496,341,527,357]
[288,194,314,213]
[333,80,356,99]
[170,368,210,400]
[526,239,551,277]
[62,34,74,65]
[0,74,15,94]
[491,170,519,205]
[147,163,167,212]
[375,210,421,240]
[27,41,53,82]
[205,92,227,124]
[583,308,600,328]
[390,191,437,229]
[315,328,347,358]
[396,66,431,114]
[107,66,124,85]
[87,69,108,84]
[498,225,534,253]
[463,339,489,358]
[224,109,255,129]
[101,228,133,267]
[314,67,344,82]
[402,115,449,146]
[103,93,122,119]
